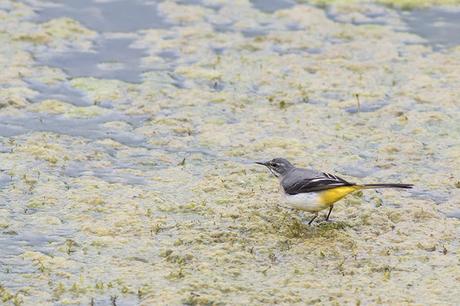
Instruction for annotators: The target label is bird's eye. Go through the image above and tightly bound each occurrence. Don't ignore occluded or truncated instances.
[271,163,279,168]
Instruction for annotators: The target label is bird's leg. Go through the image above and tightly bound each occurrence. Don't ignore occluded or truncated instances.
[326,205,334,221]
[308,213,318,225]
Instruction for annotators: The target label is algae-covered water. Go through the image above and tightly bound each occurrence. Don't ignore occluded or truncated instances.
[1,0,460,305]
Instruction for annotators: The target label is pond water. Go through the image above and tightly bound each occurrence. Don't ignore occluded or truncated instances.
[0,0,459,305]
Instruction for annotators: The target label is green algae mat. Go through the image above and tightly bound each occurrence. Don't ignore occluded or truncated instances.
[0,0,459,305]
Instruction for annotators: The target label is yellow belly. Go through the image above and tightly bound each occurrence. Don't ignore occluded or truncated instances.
[319,186,362,205]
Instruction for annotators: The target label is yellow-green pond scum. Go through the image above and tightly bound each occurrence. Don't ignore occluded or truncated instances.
[0,0,459,305]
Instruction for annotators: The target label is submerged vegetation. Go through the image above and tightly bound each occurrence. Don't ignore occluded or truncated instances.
[0,0,459,304]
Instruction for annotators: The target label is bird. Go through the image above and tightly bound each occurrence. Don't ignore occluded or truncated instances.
[256,158,413,225]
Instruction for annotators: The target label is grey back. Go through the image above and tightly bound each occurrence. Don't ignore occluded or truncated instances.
[281,168,322,189]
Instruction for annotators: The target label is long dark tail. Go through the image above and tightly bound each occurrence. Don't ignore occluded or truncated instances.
[359,183,413,189]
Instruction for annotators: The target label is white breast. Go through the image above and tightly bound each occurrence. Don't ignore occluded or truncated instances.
[283,192,328,213]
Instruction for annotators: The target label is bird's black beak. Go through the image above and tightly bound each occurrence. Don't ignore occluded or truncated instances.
[255,161,278,177]
[255,161,269,167]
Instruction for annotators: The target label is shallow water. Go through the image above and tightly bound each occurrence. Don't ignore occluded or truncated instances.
[29,0,169,31]
[0,0,460,305]
[34,36,148,83]
[402,6,460,48]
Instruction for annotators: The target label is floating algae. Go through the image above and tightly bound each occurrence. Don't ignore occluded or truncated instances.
[0,0,459,305]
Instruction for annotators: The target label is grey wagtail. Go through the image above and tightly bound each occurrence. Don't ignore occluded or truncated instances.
[256,158,413,225]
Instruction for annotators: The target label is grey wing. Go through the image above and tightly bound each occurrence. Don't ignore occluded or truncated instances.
[282,169,353,195]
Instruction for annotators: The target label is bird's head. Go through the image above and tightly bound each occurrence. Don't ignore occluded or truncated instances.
[256,158,294,178]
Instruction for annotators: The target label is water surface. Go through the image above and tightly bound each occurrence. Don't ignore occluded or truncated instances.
[0,0,459,305]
